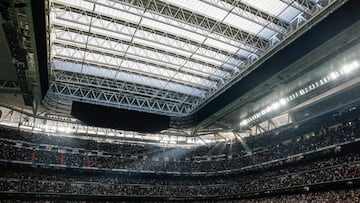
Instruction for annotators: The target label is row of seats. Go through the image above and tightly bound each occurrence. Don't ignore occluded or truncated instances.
[0,150,359,198]
[0,119,359,172]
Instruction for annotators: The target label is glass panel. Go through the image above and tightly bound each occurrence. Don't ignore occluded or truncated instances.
[163,0,228,21]
[242,0,288,16]
[223,13,263,35]
[278,6,302,23]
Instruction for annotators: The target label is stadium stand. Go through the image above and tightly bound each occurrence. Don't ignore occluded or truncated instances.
[0,112,360,201]
[0,0,359,201]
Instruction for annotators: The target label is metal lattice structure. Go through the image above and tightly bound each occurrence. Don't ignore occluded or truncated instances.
[45,0,345,116]
[0,81,21,93]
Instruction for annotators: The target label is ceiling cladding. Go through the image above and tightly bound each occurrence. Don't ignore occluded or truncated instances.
[45,0,344,116]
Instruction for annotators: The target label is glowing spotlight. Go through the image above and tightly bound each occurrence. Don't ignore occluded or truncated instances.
[260,109,266,115]
[279,98,287,106]
[58,127,72,134]
[329,72,339,80]
[271,102,280,110]
[342,61,359,73]
[240,120,248,126]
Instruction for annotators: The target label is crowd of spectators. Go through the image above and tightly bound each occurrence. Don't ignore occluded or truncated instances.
[0,148,359,198]
[0,116,359,200]
[0,119,359,172]
[238,189,360,202]
[0,188,359,202]
[0,126,162,156]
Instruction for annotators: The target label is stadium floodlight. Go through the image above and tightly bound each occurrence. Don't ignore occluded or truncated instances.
[240,120,248,126]
[19,125,32,130]
[265,106,272,113]
[57,127,72,134]
[341,61,359,74]
[238,59,359,128]
[271,102,280,110]
[260,109,267,115]
[329,72,339,80]
[279,98,287,106]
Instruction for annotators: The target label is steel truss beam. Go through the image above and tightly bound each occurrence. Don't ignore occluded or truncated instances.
[277,0,345,37]
[43,92,73,114]
[193,0,347,127]
[96,0,269,51]
[296,0,339,12]
[215,0,339,40]
[50,4,257,71]
[0,80,21,93]
[52,57,218,98]
[204,0,290,34]
[48,81,197,116]
[51,2,259,56]
[281,0,315,16]
[51,25,236,80]
[52,69,202,105]
[53,24,244,72]
[279,0,339,25]
[50,6,260,84]
[46,0,345,117]
[51,44,217,92]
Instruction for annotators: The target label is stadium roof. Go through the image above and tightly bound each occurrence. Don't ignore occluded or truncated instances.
[44,0,344,117]
[1,0,359,143]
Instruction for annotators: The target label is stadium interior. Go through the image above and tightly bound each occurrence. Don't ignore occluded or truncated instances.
[0,0,359,202]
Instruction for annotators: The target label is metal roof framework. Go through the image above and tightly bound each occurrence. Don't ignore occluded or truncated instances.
[45,0,344,116]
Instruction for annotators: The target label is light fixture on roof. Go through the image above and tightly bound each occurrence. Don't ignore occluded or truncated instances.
[279,98,287,106]
[57,127,73,134]
[239,60,359,127]
[240,119,248,126]
[265,106,272,113]
[271,102,280,110]
[341,61,359,74]
[329,71,339,80]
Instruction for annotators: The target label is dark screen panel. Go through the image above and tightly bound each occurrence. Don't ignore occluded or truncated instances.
[71,101,170,133]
